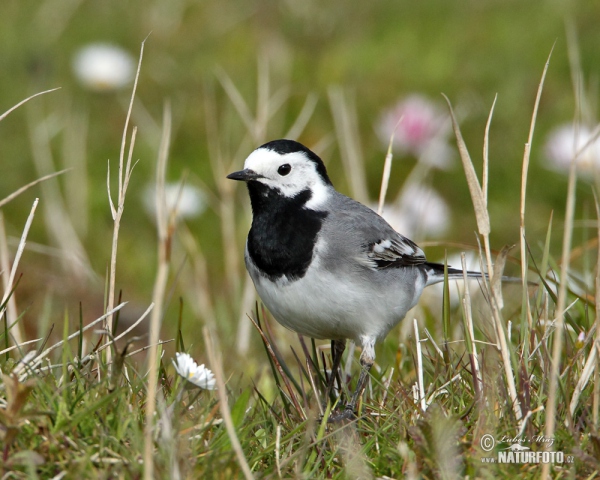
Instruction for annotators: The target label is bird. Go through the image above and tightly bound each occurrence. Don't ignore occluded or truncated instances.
[227,138,483,420]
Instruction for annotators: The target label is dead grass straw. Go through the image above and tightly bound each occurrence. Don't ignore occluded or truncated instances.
[0,198,39,345]
[443,94,522,425]
[204,327,254,480]
[143,101,173,480]
[105,38,146,369]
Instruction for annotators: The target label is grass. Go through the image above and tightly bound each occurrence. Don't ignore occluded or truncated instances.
[2,15,600,479]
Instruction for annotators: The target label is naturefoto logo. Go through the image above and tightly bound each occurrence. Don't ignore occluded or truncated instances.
[479,434,574,465]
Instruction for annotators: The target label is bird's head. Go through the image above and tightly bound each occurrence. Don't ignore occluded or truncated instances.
[227,139,333,209]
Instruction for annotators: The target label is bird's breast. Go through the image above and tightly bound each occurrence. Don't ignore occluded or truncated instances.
[246,188,328,281]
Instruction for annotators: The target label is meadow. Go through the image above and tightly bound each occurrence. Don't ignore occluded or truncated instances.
[1,1,600,478]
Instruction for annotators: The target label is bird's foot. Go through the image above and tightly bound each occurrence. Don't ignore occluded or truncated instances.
[327,406,357,423]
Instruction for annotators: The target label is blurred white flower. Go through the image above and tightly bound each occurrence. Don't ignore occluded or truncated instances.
[143,183,206,221]
[543,123,600,174]
[72,43,135,92]
[173,352,216,390]
[374,184,450,239]
[376,94,453,168]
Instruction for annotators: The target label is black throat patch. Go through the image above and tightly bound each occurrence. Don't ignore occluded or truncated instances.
[246,181,328,281]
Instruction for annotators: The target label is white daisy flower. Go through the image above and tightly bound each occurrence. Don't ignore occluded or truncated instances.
[173,352,216,390]
[72,43,135,92]
[544,123,600,175]
[143,183,206,221]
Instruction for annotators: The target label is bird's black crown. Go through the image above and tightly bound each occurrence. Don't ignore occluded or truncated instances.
[259,139,333,185]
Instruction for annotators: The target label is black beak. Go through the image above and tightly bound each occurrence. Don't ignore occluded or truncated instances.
[226,169,263,182]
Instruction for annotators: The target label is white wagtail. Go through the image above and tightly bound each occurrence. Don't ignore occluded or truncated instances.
[228,139,483,420]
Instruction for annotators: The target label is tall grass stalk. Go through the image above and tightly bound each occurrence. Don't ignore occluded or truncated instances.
[209,61,321,353]
[413,318,427,412]
[203,77,242,296]
[0,169,69,210]
[210,58,286,297]
[27,102,91,282]
[461,253,480,398]
[19,301,127,381]
[105,38,145,369]
[482,94,496,203]
[203,327,254,480]
[0,199,38,346]
[62,108,89,237]
[594,194,600,429]
[0,88,60,123]
[144,102,173,480]
[0,213,21,346]
[542,31,585,479]
[443,95,523,425]
[328,87,369,204]
[519,46,553,355]
[541,121,578,480]
[377,133,395,215]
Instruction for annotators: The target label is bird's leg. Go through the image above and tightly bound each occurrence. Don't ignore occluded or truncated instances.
[324,339,346,407]
[346,351,374,414]
[328,337,375,422]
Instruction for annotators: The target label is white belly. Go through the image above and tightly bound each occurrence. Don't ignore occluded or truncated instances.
[248,253,425,344]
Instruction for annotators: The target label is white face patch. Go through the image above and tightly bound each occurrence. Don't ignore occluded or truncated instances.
[244,147,331,209]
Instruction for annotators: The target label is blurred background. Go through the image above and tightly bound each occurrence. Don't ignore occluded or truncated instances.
[1,0,599,377]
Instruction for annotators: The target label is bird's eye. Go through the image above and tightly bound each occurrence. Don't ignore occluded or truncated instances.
[277,164,292,176]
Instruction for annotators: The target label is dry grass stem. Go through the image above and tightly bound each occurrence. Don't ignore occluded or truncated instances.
[423,328,444,358]
[0,212,21,344]
[96,302,154,354]
[444,95,522,424]
[328,86,369,204]
[442,94,490,237]
[482,94,497,201]
[19,302,128,380]
[203,79,242,294]
[203,327,254,480]
[520,46,553,338]
[214,68,256,140]
[0,198,39,345]
[594,194,600,428]
[125,340,173,359]
[0,169,70,210]
[105,38,146,369]
[542,44,580,480]
[0,88,61,123]
[377,133,395,215]
[144,102,173,480]
[461,253,480,384]
[569,340,598,416]
[491,245,512,314]
[0,338,42,357]
[27,104,92,281]
[284,93,318,140]
[413,319,427,412]
[62,109,89,236]
[235,276,258,354]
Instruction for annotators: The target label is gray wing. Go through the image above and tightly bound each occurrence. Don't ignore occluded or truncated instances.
[322,192,427,270]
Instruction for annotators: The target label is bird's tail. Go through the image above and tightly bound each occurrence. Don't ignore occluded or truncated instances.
[423,262,484,287]
[423,261,525,287]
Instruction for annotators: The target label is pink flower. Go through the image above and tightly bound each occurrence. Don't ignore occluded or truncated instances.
[376,94,453,168]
